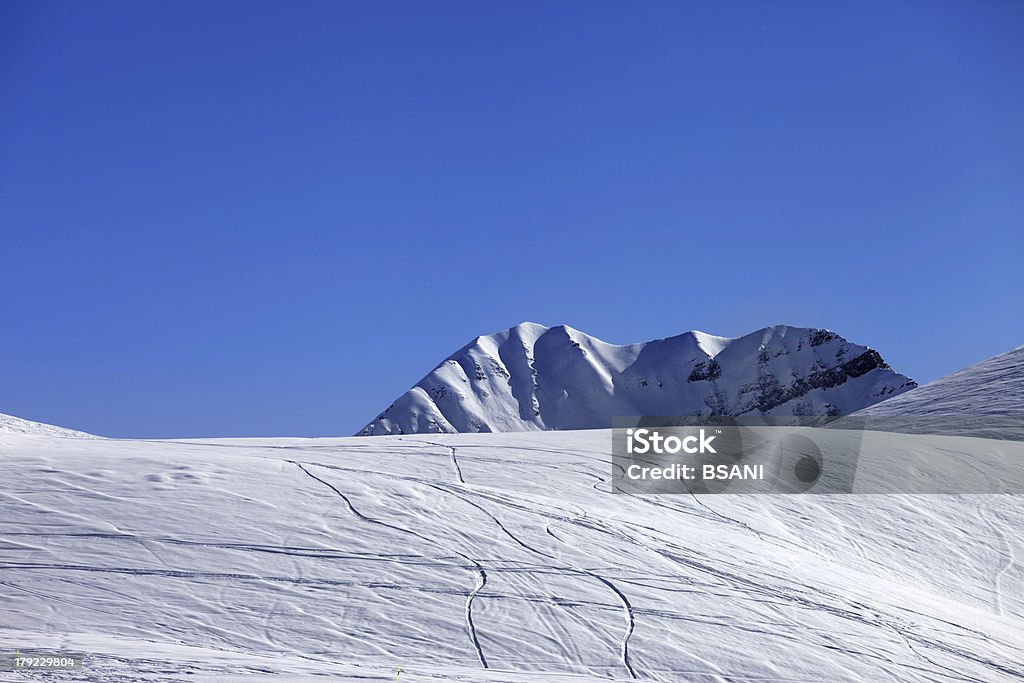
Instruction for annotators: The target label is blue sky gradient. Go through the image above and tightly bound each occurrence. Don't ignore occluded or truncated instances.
[2,1,1022,437]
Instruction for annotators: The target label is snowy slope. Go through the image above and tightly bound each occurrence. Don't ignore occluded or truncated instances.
[857,344,1024,416]
[2,430,1022,681]
[0,411,94,437]
[360,323,916,435]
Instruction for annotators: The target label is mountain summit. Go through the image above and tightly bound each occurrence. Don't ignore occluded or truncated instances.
[358,323,916,435]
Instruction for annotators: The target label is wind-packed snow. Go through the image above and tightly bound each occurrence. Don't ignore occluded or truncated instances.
[857,344,1024,416]
[0,411,94,438]
[360,323,916,435]
[2,429,1021,681]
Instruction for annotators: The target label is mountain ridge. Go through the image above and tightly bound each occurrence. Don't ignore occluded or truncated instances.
[359,322,917,435]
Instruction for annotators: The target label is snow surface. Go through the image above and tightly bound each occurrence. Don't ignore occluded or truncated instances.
[0,411,94,438]
[359,323,916,436]
[3,429,1022,681]
[857,345,1024,416]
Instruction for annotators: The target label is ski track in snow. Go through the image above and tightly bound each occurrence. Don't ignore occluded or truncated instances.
[421,440,639,681]
[407,438,467,485]
[291,460,490,670]
[980,497,1015,618]
[450,446,467,485]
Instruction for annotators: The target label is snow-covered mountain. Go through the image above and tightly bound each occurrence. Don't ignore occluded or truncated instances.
[0,411,93,437]
[856,343,1024,416]
[359,323,916,435]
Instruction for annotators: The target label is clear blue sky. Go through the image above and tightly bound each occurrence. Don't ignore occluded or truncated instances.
[2,1,1021,437]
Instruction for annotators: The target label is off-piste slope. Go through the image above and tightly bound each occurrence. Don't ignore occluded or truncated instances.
[360,323,916,435]
[857,343,1024,416]
[2,430,1022,681]
[0,410,94,437]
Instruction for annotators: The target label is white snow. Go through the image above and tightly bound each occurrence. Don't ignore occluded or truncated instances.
[2,429,1022,681]
[690,331,733,359]
[857,344,1024,416]
[360,323,917,435]
[0,411,94,438]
